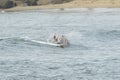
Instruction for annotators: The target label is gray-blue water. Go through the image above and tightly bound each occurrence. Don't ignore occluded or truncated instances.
[0,8,120,80]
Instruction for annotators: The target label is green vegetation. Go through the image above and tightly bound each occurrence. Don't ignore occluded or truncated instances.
[0,0,15,9]
[0,0,72,9]
[25,0,38,6]
[37,0,72,5]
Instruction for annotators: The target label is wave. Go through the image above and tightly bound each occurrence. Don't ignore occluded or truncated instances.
[65,31,84,44]
[0,36,90,50]
[0,37,33,46]
[95,30,120,41]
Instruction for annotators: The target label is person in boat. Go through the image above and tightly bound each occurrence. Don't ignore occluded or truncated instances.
[59,35,69,45]
[53,33,59,43]
[52,33,69,45]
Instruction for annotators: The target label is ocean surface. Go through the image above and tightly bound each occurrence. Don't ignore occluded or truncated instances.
[0,8,120,80]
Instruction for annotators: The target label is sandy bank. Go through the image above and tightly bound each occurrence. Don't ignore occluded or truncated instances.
[1,0,120,12]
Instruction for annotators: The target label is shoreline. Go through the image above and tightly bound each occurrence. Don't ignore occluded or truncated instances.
[1,0,120,12]
[2,6,120,13]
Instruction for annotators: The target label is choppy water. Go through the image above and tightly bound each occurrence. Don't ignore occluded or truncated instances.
[0,8,120,80]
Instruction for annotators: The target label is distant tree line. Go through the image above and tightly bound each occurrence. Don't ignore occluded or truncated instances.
[0,0,15,9]
[24,0,38,6]
[0,0,72,9]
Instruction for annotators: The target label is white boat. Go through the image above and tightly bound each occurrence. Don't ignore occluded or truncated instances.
[28,39,64,47]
